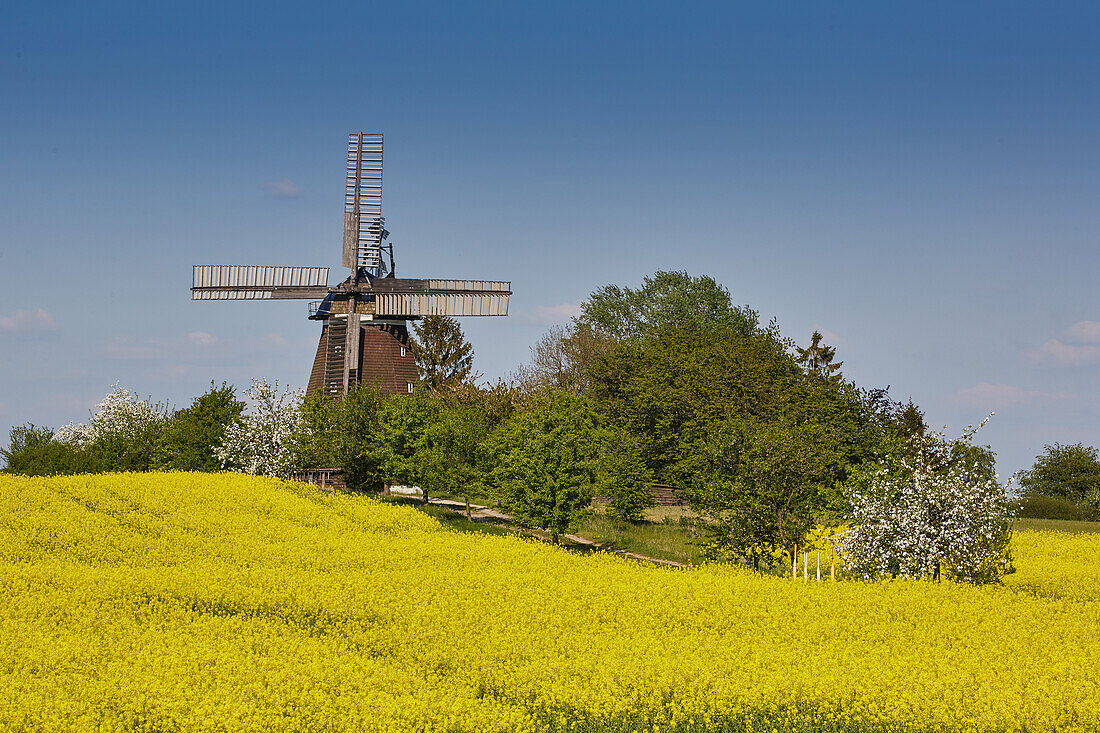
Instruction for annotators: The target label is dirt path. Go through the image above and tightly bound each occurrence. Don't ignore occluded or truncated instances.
[426,498,685,568]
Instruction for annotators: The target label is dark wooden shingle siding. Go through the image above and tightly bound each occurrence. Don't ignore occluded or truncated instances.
[359,323,418,394]
[306,321,419,397]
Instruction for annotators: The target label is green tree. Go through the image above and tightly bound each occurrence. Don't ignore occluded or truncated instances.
[484,390,609,542]
[686,418,832,568]
[578,270,759,341]
[795,330,844,384]
[417,382,519,503]
[159,382,245,471]
[1020,442,1100,511]
[411,315,474,392]
[596,425,655,521]
[895,398,927,444]
[589,320,892,557]
[377,387,441,501]
[293,383,387,490]
[589,323,809,480]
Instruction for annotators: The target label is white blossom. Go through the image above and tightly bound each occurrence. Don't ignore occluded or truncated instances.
[54,421,97,448]
[54,384,167,448]
[215,378,303,478]
[839,415,1015,584]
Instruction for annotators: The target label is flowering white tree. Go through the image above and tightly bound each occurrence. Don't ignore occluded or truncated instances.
[838,416,1015,584]
[54,384,168,448]
[215,378,303,478]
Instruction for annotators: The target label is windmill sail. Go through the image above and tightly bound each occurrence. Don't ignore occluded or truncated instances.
[191,265,330,299]
[374,279,511,316]
[342,132,385,274]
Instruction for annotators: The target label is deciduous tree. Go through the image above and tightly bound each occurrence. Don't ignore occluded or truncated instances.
[292,383,387,490]
[216,379,303,478]
[159,382,245,471]
[514,323,607,395]
[484,390,647,541]
[578,270,759,340]
[839,418,1014,584]
[686,418,832,567]
[1019,442,1100,511]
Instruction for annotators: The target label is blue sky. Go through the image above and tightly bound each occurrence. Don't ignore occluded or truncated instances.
[2,1,1098,479]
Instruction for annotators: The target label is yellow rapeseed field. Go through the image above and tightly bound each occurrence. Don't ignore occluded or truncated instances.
[1,473,1097,732]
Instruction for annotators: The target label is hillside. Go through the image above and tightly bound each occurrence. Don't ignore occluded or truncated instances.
[1,473,1098,732]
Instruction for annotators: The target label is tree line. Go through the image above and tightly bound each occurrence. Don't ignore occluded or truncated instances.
[7,270,1077,583]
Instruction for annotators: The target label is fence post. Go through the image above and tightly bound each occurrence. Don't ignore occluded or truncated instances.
[817,551,821,581]
[804,552,808,582]
[792,546,797,579]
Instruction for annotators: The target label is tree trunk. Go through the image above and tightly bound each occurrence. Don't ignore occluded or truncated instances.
[933,560,941,583]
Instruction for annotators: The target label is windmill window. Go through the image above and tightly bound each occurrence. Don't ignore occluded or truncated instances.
[406,382,414,393]
[400,346,407,357]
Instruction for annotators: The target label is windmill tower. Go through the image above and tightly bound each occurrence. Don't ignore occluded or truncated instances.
[191,133,511,396]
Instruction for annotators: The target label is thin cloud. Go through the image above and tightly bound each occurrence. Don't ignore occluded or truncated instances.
[262,331,288,346]
[955,382,1071,408]
[529,301,584,325]
[104,330,300,384]
[106,330,287,363]
[262,178,301,199]
[1027,339,1100,367]
[106,336,168,360]
[186,331,218,346]
[0,308,58,340]
[1065,320,1100,344]
[1027,320,1100,367]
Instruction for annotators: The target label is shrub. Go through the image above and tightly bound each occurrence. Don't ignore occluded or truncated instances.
[54,385,169,472]
[1,424,99,475]
[1014,494,1096,521]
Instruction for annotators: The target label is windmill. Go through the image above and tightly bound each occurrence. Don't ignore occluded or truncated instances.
[191,133,510,397]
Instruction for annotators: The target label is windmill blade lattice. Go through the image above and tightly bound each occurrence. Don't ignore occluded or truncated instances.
[342,133,385,274]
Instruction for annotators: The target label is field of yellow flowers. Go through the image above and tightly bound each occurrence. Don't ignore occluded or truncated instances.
[1,473,1098,732]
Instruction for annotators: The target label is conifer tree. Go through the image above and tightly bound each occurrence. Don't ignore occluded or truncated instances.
[411,315,474,392]
[795,331,844,383]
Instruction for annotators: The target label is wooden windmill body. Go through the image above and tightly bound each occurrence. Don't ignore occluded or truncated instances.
[191,133,511,396]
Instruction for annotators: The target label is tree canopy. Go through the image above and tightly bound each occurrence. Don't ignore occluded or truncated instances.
[160,382,245,472]
[578,270,759,340]
[1020,442,1100,510]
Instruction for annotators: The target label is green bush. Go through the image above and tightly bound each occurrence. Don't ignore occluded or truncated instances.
[1014,494,1096,521]
[1,424,100,476]
[159,382,245,471]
